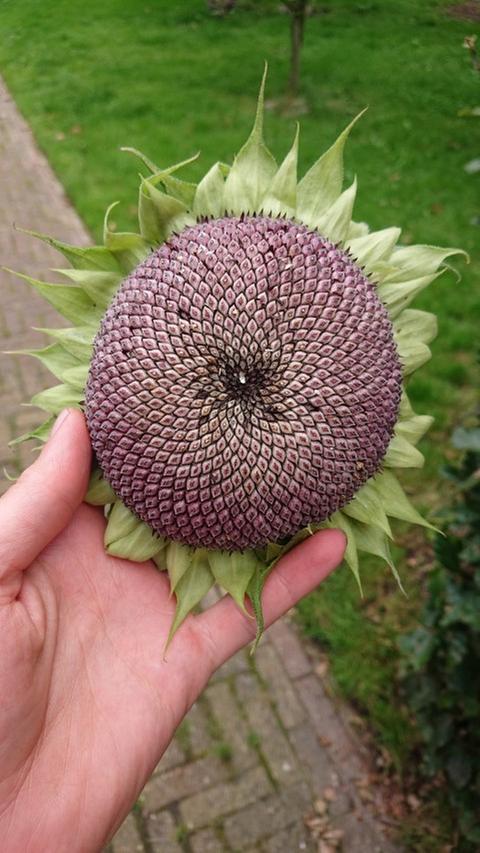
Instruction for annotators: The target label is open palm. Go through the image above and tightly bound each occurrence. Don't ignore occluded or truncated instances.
[0,410,345,852]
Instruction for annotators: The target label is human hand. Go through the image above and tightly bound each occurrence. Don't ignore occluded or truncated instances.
[0,409,346,852]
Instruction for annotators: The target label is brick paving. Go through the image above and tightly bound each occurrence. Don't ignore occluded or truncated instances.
[108,617,399,853]
[0,77,399,852]
[0,78,90,488]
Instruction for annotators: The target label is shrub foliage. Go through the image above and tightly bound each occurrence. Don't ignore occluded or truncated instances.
[400,425,480,847]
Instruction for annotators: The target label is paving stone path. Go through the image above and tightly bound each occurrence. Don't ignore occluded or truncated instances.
[0,77,399,853]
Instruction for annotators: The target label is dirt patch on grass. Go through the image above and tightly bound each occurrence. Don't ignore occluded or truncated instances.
[447,1,480,22]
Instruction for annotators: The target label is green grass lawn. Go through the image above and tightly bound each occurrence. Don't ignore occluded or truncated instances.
[0,0,479,839]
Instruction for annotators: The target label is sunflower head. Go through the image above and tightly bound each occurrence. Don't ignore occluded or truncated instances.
[10,69,466,645]
[85,215,402,553]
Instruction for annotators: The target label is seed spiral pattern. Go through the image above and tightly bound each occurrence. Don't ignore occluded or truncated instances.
[85,216,402,551]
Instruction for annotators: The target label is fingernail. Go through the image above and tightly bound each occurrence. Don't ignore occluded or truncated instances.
[51,408,71,437]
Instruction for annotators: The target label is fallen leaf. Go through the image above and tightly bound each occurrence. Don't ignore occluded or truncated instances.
[318,842,336,853]
[314,798,328,815]
[407,793,421,811]
[323,786,338,802]
[315,657,329,678]
[324,828,345,843]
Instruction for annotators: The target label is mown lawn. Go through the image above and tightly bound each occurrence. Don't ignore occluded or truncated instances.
[0,0,478,841]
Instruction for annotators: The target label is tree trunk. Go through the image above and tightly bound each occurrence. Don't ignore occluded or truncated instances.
[207,0,237,16]
[287,0,308,99]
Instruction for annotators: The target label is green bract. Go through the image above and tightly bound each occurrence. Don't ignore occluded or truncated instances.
[10,70,466,645]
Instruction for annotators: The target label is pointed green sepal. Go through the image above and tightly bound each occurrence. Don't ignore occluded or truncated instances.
[378,271,441,319]
[165,541,194,594]
[246,557,272,652]
[139,179,191,244]
[398,341,432,376]
[152,547,168,572]
[314,178,357,244]
[29,383,83,414]
[35,325,94,361]
[261,124,299,218]
[387,245,467,282]
[61,363,89,390]
[396,393,433,445]
[54,266,123,309]
[9,416,54,446]
[342,479,392,538]
[395,308,438,343]
[347,226,401,273]
[160,174,197,208]
[347,220,369,240]
[264,542,284,564]
[297,110,366,227]
[326,511,362,594]
[16,227,122,272]
[374,470,437,531]
[384,434,425,469]
[223,65,277,215]
[167,549,215,645]
[7,343,81,382]
[102,204,151,272]
[193,162,229,219]
[3,269,100,326]
[365,260,399,284]
[124,149,199,206]
[85,468,116,505]
[105,500,161,561]
[120,146,160,174]
[208,549,259,614]
[349,518,406,595]
[394,309,437,375]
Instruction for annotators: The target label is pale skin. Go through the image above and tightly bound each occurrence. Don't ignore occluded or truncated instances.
[0,409,346,852]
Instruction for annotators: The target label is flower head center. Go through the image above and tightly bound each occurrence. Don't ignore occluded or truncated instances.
[221,359,269,403]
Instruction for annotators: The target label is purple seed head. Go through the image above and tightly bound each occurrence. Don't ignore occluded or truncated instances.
[85,216,402,550]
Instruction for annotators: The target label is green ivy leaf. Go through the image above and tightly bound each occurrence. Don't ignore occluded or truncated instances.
[446,746,473,789]
[452,427,480,453]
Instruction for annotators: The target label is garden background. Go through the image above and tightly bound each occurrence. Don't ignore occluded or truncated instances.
[0,0,479,849]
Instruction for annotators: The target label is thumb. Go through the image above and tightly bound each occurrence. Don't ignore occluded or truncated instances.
[0,409,91,603]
